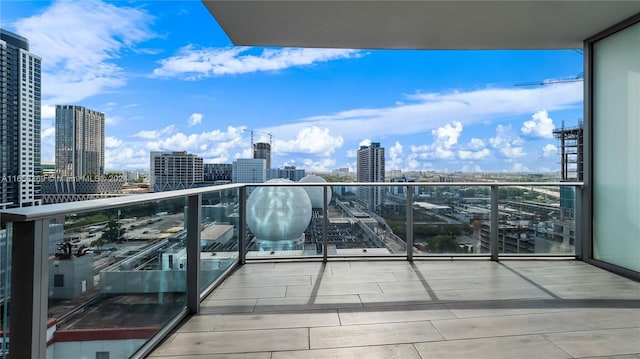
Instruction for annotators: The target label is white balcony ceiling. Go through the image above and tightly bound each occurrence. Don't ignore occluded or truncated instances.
[202,0,640,49]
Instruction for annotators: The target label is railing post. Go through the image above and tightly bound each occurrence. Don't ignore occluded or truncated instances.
[406,185,414,262]
[9,219,49,359]
[323,185,328,262]
[574,185,584,260]
[239,186,247,265]
[186,194,201,314]
[490,185,499,261]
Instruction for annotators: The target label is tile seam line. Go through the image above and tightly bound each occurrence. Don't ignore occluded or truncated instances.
[430,325,640,341]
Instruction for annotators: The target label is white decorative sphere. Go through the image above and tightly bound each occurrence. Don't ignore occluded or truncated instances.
[247,179,312,241]
[299,175,332,208]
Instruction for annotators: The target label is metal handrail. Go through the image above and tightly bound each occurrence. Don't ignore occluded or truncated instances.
[0,181,583,223]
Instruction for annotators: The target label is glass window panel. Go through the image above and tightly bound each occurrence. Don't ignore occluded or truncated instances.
[593,21,640,271]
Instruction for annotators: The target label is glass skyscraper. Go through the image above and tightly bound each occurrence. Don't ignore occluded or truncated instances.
[357,142,385,213]
[55,105,105,178]
[0,29,41,208]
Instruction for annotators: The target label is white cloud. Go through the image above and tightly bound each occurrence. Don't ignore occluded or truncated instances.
[500,146,526,158]
[300,158,337,172]
[266,82,582,146]
[509,163,530,172]
[387,141,404,169]
[433,147,455,160]
[105,136,122,148]
[490,124,521,148]
[152,46,362,79]
[103,126,249,169]
[432,121,463,148]
[105,147,149,170]
[467,138,486,151]
[188,113,203,127]
[274,126,344,155]
[41,122,56,163]
[489,124,526,158]
[105,116,120,126]
[146,126,246,162]
[358,139,372,148]
[41,127,55,139]
[462,164,482,172]
[522,110,555,138]
[459,148,491,160]
[133,125,176,140]
[13,0,155,103]
[542,143,557,158]
[409,121,463,160]
[42,104,56,119]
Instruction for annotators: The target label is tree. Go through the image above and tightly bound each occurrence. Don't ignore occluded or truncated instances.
[91,237,105,249]
[426,235,462,253]
[101,219,122,242]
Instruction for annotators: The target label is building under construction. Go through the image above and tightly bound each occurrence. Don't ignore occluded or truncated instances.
[553,121,584,181]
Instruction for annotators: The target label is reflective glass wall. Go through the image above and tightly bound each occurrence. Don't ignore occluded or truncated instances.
[592,19,640,272]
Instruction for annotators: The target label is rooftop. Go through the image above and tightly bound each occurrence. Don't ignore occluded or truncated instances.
[149,259,640,358]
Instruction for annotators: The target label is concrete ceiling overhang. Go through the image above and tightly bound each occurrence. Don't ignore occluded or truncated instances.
[202,1,640,49]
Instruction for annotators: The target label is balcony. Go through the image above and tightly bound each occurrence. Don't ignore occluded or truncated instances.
[1,182,639,358]
[149,260,640,358]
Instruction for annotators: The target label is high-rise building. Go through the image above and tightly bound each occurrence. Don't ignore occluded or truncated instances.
[357,142,385,212]
[269,166,305,182]
[55,105,105,178]
[253,142,271,172]
[150,151,204,192]
[0,29,42,208]
[232,158,266,184]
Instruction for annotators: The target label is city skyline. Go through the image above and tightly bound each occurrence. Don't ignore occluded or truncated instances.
[2,0,583,173]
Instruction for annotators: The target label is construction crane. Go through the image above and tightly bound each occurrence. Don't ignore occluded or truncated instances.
[242,128,273,151]
[515,72,583,87]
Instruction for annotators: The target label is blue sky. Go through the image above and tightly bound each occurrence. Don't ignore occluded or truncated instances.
[2,0,584,173]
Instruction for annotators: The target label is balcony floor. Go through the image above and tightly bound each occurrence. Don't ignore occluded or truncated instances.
[149,260,640,358]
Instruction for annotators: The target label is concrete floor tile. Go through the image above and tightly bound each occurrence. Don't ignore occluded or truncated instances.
[310,321,443,349]
[285,282,382,297]
[151,328,308,356]
[199,298,257,314]
[209,285,287,300]
[432,309,640,340]
[177,314,222,332]
[445,299,563,318]
[255,294,363,312]
[220,275,311,288]
[377,278,473,293]
[360,290,463,306]
[338,303,455,325]
[545,327,640,358]
[272,344,422,359]
[311,272,399,284]
[149,353,271,359]
[453,285,555,301]
[414,334,571,359]
[214,310,340,331]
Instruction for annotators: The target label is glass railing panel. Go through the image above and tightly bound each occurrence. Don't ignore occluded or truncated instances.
[330,185,406,257]
[496,185,576,255]
[244,182,324,259]
[200,188,240,291]
[412,185,484,256]
[48,197,188,358]
[0,221,11,358]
